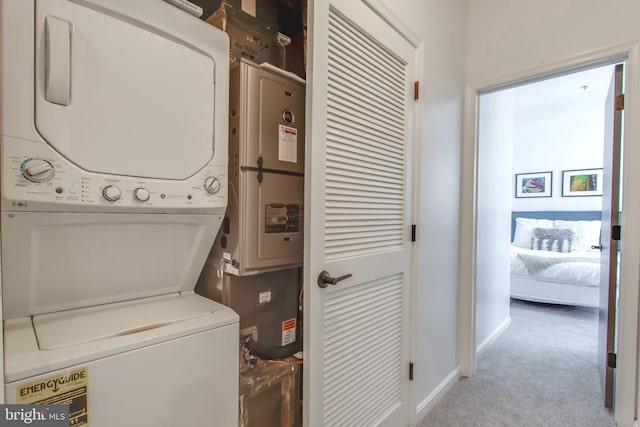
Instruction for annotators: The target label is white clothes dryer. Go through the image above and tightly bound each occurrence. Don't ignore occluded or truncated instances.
[0,0,237,425]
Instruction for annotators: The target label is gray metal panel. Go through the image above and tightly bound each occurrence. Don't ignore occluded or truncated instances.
[225,58,305,275]
[223,268,299,349]
[236,59,305,173]
[233,171,303,273]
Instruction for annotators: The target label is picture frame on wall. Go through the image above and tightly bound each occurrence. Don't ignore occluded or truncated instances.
[562,168,603,197]
[515,171,553,198]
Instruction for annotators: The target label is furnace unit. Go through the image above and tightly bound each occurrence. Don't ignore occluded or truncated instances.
[221,58,305,276]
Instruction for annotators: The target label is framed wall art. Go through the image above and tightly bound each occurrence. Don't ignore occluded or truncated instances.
[515,171,553,198]
[562,168,603,197]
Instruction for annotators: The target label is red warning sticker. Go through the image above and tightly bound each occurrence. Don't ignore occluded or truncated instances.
[282,318,296,346]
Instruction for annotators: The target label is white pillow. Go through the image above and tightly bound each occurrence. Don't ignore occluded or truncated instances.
[513,217,554,248]
[554,220,601,252]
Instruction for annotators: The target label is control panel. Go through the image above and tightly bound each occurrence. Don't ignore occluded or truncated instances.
[3,137,227,212]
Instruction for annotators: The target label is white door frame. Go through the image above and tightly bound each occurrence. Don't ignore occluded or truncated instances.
[459,42,640,427]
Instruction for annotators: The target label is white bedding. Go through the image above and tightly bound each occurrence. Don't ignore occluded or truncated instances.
[510,246,601,287]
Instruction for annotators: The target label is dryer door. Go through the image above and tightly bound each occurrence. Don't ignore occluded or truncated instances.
[34,0,218,180]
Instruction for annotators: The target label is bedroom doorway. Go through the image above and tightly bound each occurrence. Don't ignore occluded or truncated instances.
[474,61,624,413]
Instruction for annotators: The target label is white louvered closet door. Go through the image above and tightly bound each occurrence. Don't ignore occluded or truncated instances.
[304,1,416,426]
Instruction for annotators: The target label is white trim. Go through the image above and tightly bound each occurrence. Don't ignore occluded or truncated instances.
[360,0,421,48]
[458,85,479,378]
[408,40,425,427]
[415,367,461,422]
[460,42,640,427]
[469,42,634,92]
[476,316,511,354]
[616,42,640,427]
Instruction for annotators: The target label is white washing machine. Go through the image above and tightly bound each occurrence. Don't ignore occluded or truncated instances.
[0,0,238,425]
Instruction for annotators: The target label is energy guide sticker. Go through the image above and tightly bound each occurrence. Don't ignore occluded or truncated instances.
[16,367,89,426]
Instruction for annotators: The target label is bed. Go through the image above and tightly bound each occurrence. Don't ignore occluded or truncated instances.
[510,211,602,308]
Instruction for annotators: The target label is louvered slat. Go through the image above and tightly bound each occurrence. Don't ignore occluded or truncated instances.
[324,7,407,262]
[327,151,404,175]
[327,125,405,162]
[326,157,404,183]
[325,13,406,260]
[322,274,403,426]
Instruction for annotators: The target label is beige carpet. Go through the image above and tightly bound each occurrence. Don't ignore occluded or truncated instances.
[418,299,615,427]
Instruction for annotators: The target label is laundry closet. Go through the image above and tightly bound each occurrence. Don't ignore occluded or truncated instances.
[1,0,307,425]
[1,0,416,425]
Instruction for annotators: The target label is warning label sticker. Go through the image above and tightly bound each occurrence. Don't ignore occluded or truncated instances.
[282,318,296,346]
[16,367,89,426]
[278,125,297,163]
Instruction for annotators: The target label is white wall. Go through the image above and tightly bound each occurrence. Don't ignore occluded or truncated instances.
[388,0,468,420]
[475,90,513,351]
[511,79,607,212]
[467,1,640,86]
[467,2,640,426]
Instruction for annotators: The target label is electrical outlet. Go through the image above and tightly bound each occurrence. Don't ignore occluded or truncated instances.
[240,325,258,342]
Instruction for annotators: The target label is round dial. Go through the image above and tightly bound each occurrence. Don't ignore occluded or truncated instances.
[133,187,150,202]
[102,185,122,202]
[204,176,221,194]
[21,158,55,183]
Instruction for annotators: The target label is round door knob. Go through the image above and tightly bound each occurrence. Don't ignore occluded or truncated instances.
[133,187,150,202]
[204,176,221,194]
[21,158,55,183]
[102,185,122,202]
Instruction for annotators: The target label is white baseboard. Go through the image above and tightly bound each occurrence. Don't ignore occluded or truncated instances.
[415,367,460,422]
[414,317,511,424]
[476,316,511,354]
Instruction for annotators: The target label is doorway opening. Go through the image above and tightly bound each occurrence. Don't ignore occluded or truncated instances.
[474,62,623,420]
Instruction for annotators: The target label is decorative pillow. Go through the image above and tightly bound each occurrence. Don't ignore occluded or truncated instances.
[530,227,574,252]
[513,217,554,248]
[554,220,601,252]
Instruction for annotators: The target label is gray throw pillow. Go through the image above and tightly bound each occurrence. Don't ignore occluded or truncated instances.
[531,228,574,252]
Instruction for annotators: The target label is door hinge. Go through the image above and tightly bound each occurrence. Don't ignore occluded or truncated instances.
[608,352,617,369]
[612,225,621,241]
[414,81,419,100]
[409,362,414,381]
[615,94,624,111]
[411,224,416,242]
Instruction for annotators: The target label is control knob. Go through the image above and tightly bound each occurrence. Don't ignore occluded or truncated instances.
[102,185,122,202]
[204,176,221,194]
[133,187,150,202]
[21,158,55,183]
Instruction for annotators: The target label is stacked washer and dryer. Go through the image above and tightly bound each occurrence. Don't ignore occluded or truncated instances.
[1,0,238,425]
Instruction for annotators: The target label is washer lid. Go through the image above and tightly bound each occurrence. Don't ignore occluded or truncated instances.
[34,0,220,180]
[33,294,212,350]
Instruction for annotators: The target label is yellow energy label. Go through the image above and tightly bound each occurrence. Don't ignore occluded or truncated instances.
[16,367,89,426]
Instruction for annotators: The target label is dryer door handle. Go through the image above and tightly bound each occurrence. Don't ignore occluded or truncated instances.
[45,16,71,106]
